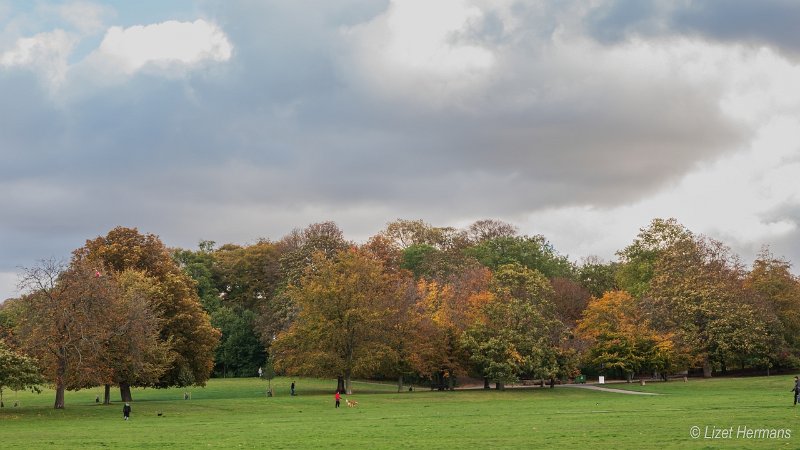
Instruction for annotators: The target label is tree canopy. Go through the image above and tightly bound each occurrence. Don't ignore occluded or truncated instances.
[6,216,800,396]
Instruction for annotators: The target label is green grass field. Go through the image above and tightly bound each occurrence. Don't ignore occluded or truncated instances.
[1,375,798,449]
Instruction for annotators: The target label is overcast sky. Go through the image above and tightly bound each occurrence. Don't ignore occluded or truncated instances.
[3,0,800,301]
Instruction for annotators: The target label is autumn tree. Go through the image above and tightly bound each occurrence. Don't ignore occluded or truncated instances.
[279,222,350,286]
[466,219,518,243]
[16,258,117,408]
[646,236,771,377]
[74,227,219,391]
[550,277,592,327]
[272,249,399,394]
[576,291,678,381]
[381,219,464,250]
[410,273,492,389]
[745,248,800,365]
[103,270,174,402]
[361,234,404,274]
[378,272,418,392]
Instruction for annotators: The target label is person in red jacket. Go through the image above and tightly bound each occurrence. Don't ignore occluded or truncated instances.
[335,391,341,408]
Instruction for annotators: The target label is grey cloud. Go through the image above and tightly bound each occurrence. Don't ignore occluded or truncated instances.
[0,0,774,280]
[672,0,800,56]
[587,0,800,58]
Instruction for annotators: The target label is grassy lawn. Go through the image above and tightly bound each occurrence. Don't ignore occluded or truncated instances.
[1,375,798,448]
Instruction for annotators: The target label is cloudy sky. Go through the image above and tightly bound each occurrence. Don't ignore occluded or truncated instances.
[2,0,800,300]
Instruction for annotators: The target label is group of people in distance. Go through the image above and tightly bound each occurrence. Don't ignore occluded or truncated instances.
[120,372,359,421]
[112,374,800,421]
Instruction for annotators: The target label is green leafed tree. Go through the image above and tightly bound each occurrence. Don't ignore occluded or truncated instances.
[211,306,266,377]
[0,341,43,407]
[213,241,282,311]
[465,235,576,280]
[577,256,619,298]
[462,263,566,388]
[173,241,221,312]
[615,218,693,298]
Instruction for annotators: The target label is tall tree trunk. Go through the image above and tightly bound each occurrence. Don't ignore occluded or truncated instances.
[119,382,133,402]
[54,355,66,409]
[483,377,490,389]
[104,384,111,405]
[54,384,65,409]
[337,376,345,394]
[495,382,504,390]
[397,375,403,393]
[345,374,352,395]
[702,357,712,378]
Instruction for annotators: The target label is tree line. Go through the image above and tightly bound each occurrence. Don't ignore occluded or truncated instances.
[2,218,800,407]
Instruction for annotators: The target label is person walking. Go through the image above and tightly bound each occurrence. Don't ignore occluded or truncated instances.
[792,376,800,406]
[123,402,131,420]
[335,391,341,408]
[291,381,296,396]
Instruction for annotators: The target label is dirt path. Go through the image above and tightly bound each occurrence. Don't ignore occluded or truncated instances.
[564,384,661,395]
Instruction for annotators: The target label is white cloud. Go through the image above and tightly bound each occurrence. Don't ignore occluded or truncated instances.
[1,18,233,94]
[33,1,114,35]
[92,19,233,76]
[1,29,77,86]
[55,1,114,34]
[342,0,495,104]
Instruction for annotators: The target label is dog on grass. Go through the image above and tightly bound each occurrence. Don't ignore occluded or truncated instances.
[346,399,359,408]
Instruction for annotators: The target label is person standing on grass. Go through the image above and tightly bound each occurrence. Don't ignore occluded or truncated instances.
[792,376,800,406]
[335,391,341,408]
[123,402,131,420]
[291,381,296,396]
